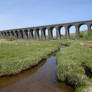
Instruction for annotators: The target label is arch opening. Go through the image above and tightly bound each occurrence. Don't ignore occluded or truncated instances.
[39,29,41,40]
[45,29,48,40]
[60,27,65,39]
[52,27,56,40]
[79,24,88,34]
[69,26,76,39]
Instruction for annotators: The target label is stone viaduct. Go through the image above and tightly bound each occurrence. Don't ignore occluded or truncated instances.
[0,20,92,40]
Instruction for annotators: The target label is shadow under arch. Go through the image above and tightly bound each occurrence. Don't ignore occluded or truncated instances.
[20,30,24,39]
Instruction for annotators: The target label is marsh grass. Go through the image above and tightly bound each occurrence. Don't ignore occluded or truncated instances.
[0,40,61,76]
[56,40,92,92]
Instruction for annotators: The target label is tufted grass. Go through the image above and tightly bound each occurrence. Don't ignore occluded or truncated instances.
[0,40,61,76]
[56,40,92,92]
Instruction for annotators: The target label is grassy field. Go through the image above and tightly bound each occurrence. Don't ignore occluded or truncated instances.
[0,40,61,76]
[56,31,92,92]
[0,30,92,92]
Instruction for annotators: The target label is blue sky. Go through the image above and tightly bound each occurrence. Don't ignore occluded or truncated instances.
[0,0,92,31]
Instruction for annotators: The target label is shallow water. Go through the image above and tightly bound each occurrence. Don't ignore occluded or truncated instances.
[0,54,74,92]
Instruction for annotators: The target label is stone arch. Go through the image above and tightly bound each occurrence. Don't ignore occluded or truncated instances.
[68,25,76,39]
[60,26,66,39]
[79,24,88,33]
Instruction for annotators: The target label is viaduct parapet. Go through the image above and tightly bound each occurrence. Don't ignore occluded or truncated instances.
[0,20,92,40]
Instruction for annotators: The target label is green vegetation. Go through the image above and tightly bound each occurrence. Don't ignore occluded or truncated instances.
[7,36,16,41]
[0,40,61,76]
[0,35,4,39]
[0,30,92,92]
[79,31,92,40]
[56,31,92,92]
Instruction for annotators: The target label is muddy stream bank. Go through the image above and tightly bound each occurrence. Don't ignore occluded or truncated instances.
[0,46,74,92]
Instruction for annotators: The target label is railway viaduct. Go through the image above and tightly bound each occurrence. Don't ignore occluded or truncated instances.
[0,20,92,40]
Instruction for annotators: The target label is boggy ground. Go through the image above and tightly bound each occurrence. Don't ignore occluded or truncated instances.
[56,39,92,92]
[0,40,62,76]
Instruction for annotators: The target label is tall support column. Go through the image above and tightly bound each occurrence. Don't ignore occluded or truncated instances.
[28,29,33,40]
[2,32,5,38]
[1,32,4,38]
[11,31,14,37]
[13,31,17,39]
[56,26,61,40]
[6,31,10,38]
[9,31,13,37]
[75,24,80,39]
[41,28,46,40]
[17,30,22,39]
[25,30,29,39]
[19,30,23,39]
[7,31,11,37]
[15,30,19,39]
[22,29,28,39]
[64,26,70,39]
[15,31,19,39]
[1,32,4,37]
[48,27,53,40]
[34,29,40,40]
[0,31,1,36]
[87,24,91,32]
[5,32,9,38]
[3,32,7,38]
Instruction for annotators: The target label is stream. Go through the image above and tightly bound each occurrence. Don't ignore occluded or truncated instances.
[0,47,74,92]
